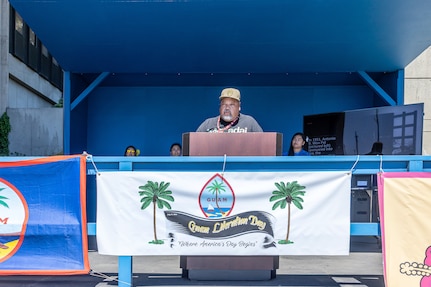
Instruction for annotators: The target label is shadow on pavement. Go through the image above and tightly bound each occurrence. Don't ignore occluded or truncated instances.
[0,273,384,287]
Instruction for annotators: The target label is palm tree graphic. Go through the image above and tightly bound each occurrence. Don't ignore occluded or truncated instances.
[270,181,305,244]
[138,181,174,244]
[206,180,226,216]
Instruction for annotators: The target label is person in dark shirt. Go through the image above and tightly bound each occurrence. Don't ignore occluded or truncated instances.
[366,141,383,155]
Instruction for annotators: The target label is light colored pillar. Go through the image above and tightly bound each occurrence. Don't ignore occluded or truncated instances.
[405,46,431,155]
[0,0,9,114]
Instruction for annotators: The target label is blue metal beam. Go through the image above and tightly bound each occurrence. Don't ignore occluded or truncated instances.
[397,69,405,105]
[350,223,380,236]
[70,72,110,111]
[357,71,397,106]
[408,160,423,171]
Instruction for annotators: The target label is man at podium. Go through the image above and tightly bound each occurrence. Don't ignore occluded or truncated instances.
[196,88,263,133]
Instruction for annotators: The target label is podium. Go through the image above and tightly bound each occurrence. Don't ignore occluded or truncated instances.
[182,132,283,156]
[180,132,282,280]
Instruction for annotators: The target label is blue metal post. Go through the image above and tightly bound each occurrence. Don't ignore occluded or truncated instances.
[118,256,133,287]
[118,160,133,286]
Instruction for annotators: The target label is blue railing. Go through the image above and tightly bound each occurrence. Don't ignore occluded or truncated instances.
[85,154,431,287]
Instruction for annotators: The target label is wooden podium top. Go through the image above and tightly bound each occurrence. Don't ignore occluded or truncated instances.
[182,132,283,156]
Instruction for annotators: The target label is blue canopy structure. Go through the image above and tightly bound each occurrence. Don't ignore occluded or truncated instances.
[9,0,431,75]
[9,0,431,155]
[7,4,431,287]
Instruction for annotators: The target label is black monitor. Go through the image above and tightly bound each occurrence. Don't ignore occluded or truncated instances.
[304,103,424,155]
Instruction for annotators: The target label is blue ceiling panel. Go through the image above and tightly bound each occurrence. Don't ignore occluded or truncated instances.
[9,0,431,74]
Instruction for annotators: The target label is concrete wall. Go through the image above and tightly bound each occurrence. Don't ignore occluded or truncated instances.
[8,108,63,156]
[5,58,63,156]
[405,46,431,155]
[7,56,61,108]
[0,0,9,114]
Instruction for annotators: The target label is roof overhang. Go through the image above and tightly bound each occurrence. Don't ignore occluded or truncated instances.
[9,0,431,76]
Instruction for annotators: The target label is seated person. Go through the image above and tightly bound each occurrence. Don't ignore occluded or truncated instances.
[196,88,263,133]
[124,145,139,156]
[366,141,383,155]
[170,143,182,156]
[285,132,310,156]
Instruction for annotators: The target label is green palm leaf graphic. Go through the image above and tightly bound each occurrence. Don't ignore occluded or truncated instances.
[206,180,227,216]
[138,181,174,244]
[270,181,306,244]
[0,188,9,209]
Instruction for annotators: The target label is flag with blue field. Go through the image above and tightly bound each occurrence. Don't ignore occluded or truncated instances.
[0,155,89,275]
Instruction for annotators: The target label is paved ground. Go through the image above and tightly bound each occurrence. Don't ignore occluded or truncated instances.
[0,237,384,287]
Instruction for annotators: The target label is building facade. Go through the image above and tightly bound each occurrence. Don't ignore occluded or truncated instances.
[0,1,63,156]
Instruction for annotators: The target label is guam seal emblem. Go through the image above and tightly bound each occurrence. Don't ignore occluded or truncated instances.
[0,178,28,262]
[199,174,235,218]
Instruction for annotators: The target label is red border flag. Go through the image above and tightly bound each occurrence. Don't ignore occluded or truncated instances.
[0,155,89,275]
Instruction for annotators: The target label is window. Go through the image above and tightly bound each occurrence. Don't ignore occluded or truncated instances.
[13,11,27,62]
[9,5,63,91]
[40,44,51,79]
[28,29,40,70]
[51,58,63,90]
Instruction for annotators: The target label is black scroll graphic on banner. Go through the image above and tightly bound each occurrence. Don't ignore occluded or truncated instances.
[164,210,275,245]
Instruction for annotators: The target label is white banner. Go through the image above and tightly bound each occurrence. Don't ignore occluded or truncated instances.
[96,171,351,256]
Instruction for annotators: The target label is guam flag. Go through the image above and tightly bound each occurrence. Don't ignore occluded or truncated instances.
[0,155,89,275]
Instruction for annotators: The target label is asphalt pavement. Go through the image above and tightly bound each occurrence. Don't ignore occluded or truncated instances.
[0,236,384,287]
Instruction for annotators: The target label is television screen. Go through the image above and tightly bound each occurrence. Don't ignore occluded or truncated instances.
[303,112,345,155]
[303,103,424,155]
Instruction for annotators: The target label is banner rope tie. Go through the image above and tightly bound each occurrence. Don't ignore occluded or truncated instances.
[350,154,360,173]
[221,154,227,178]
[379,155,384,173]
[89,269,132,286]
[83,151,100,175]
